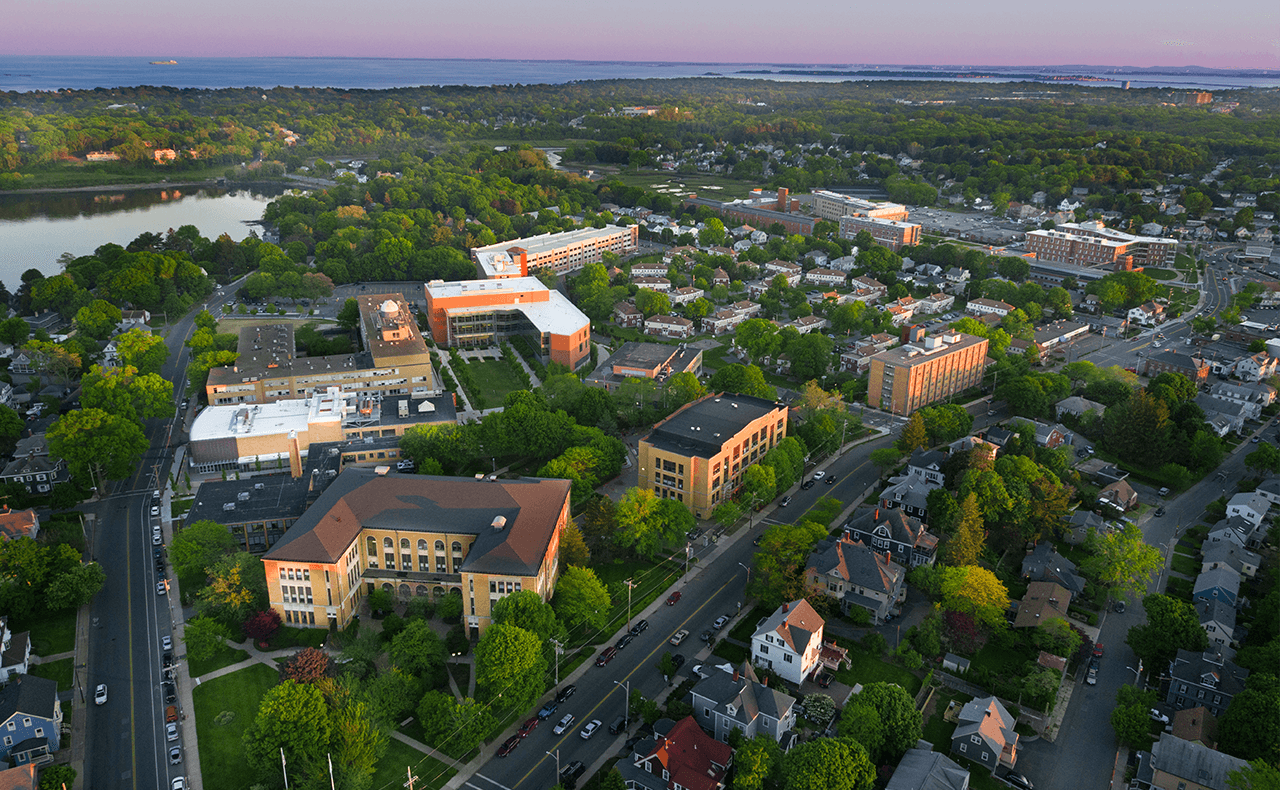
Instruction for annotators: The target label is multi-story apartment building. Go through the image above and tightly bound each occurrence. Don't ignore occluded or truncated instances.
[682,196,816,236]
[868,333,989,416]
[638,393,787,519]
[471,225,639,278]
[1025,221,1177,269]
[207,294,438,407]
[423,277,592,370]
[261,467,571,634]
[838,215,922,251]
[810,190,909,222]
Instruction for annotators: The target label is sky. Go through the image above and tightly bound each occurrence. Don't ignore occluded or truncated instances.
[5,0,1279,69]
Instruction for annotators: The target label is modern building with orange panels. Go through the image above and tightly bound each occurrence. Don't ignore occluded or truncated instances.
[638,393,788,519]
[261,466,571,634]
[868,333,990,416]
[811,190,910,222]
[423,277,592,370]
[471,225,639,279]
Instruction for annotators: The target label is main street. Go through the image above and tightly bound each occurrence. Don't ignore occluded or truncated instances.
[83,278,245,790]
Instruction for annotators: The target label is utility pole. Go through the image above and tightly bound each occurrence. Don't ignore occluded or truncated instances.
[614,679,631,730]
[624,578,637,629]
[546,749,560,780]
[549,638,564,686]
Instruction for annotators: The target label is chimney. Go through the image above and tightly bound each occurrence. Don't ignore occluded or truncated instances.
[874,508,879,520]
[761,675,768,687]
[783,602,789,612]
[732,669,739,682]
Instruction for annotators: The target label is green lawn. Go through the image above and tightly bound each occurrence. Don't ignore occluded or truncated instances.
[193,663,280,790]
[373,738,456,790]
[832,648,923,696]
[465,358,527,406]
[922,689,971,750]
[263,626,328,651]
[15,609,76,656]
[729,605,772,643]
[1166,577,1194,601]
[1145,268,1178,281]
[188,641,250,679]
[712,640,749,665]
[699,343,739,371]
[577,555,683,647]
[1171,553,1200,577]
[972,642,1033,677]
[28,657,73,691]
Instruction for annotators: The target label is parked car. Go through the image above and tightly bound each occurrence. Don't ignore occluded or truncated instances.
[712,615,730,630]
[630,619,649,636]
[169,745,182,765]
[497,735,521,757]
[686,528,702,540]
[700,629,715,643]
[151,505,160,517]
[1154,507,1166,517]
[580,719,602,740]
[553,714,576,735]
[164,683,177,704]
[816,672,833,688]
[162,636,172,651]
[537,701,558,719]
[94,684,107,705]
[166,705,178,723]
[1004,771,1034,790]
[666,591,682,606]
[1114,601,1126,614]
[779,496,792,507]
[1086,667,1098,685]
[800,480,815,490]
[812,471,826,481]
[1093,643,1104,657]
[166,722,179,742]
[171,778,185,790]
[1149,709,1170,725]
[615,633,635,650]
[825,476,838,485]
[670,630,689,646]
[596,647,618,667]
[555,685,577,703]
[156,581,167,596]
[670,654,686,670]
[152,533,163,546]
[559,761,586,790]
[519,716,540,737]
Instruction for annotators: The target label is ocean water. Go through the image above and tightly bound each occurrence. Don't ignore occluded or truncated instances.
[0,56,1277,92]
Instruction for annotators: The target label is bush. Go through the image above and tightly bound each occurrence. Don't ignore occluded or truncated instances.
[437,593,464,624]
[381,613,405,641]
[405,596,436,621]
[367,588,396,615]
[860,632,887,657]
[446,624,470,656]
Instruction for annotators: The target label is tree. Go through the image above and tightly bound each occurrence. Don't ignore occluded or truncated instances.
[491,589,562,643]
[616,487,690,559]
[635,289,671,317]
[167,519,236,580]
[1110,696,1153,750]
[113,327,170,375]
[81,364,176,422]
[1245,443,1280,475]
[939,566,1009,629]
[0,316,29,347]
[44,562,106,610]
[1035,616,1082,657]
[897,412,927,453]
[870,447,901,477]
[22,339,82,384]
[751,522,826,609]
[553,566,611,632]
[1126,594,1210,670]
[782,737,875,790]
[243,680,332,781]
[243,609,282,642]
[390,619,448,686]
[474,622,546,714]
[326,685,388,790]
[281,647,334,685]
[74,299,123,340]
[559,519,591,566]
[38,764,76,790]
[735,319,781,364]
[182,616,232,663]
[946,492,985,566]
[707,364,776,400]
[47,408,149,483]
[1227,761,1280,790]
[198,552,267,626]
[733,734,782,790]
[837,682,923,765]
[1083,524,1163,603]
[1218,674,1280,764]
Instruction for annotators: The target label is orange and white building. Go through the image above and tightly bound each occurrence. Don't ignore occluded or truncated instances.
[810,190,909,222]
[1026,221,1177,269]
[471,225,639,279]
[424,277,592,370]
[839,215,922,251]
[868,332,990,415]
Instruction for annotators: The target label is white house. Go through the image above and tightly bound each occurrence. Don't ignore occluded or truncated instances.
[631,262,669,278]
[644,315,694,339]
[1127,301,1165,326]
[916,293,956,314]
[668,286,705,306]
[750,599,825,686]
[1226,492,1269,527]
[1209,381,1276,420]
[633,276,671,292]
[1233,352,1278,383]
[966,298,1013,317]
[804,268,847,286]
[790,316,829,335]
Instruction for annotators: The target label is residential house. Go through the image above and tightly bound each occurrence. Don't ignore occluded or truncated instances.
[645,315,695,339]
[664,246,700,264]
[1054,396,1106,421]
[917,263,944,279]
[916,293,956,314]
[1200,543,1260,578]
[1012,581,1072,629]
[1191,567,1241,607]
[618,716,732,790]
[1029,420,1069,449]
[885,746,970,790]
[804,268,846,286]
[1133,733,1245,790]
[1197,599,1237,652]
[8,353,35,375]
[117,310,151,332]
[1166,649,1248,717]
[668,287,705,306]
[844,506,940,567]
[886,304,914,326]
[763,259,802,279]
[631,262,670,278]
[1253,477,1280,507]
[1170,707,1218,750]
[1021,542,1086,596]
[1194,394,1249,436]
[1225,492,1268,527]
[1062,509,1108,546]
[0,453,69,496]
[0,765,36,790]
[1038,652,1067,672]
[828,255,858,272]
[790,316,828,335]
[1143,352,1210,384]
[806,536,907,623]
[945,267,971,286]
[100,340,121,368]
[712,268,730,287]
[850,276,888,301]
[803,250,829,268]
[1208,381,1275,420]
[749,599,827,685]
[704,309,745,335]
[950,696,1019,774]
[0,617,31,683]
[0,508,38,542]
[730,301,761,318]
[1233,352,1279,383]
[965,298,1013,318]
[614,303,644,329]
[1098,479,1139,513]
[745,281,771,300]
[1128,302,1166,326]
[689,662,797,743]
[0,676,62,767]
[1206,516,1259,551]
[634,276,672,292]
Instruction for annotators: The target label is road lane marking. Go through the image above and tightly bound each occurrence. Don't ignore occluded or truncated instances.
[509,575,738,790]
[127,504,138,790]
[470,774,514,790]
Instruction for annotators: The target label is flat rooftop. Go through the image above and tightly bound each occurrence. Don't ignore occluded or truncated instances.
[873,333,988,368]
[357,294,431,363]
[428,277,590,336]
[644,393,782,458]
[472,225,632,257]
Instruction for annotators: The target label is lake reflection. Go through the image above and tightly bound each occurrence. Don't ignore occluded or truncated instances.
[0,184,291,286]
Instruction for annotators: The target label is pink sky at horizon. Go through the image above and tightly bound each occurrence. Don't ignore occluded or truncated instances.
[5,0,1278,70]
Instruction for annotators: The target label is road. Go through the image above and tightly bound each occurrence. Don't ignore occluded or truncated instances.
[83,277,245,790]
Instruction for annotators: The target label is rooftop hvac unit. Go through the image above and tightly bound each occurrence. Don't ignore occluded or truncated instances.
[237,491,250,501]
[223,502,236,512]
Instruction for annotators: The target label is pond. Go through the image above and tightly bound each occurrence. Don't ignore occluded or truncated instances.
[0,184,292,287]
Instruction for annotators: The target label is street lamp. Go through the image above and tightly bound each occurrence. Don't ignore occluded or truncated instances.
[546,749,560,780]
[614,679,631,729]
[737,562,752,609]
[549,638,563,686]
[1127,661,1144,686]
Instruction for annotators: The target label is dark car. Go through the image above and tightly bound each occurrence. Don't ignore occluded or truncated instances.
[518,716,540,737]
[162,652,173,668]
[163,683,177,704]
[630,619,649,636]
[555,685,577,704]
[537,701,558,719]
[686,528,702,540]
[496,735,521,758]
[816,672,833,688]
[824,475,838,485]
[615,633,635,650]
[596,647,618,667]
[753,535,763,546]
[1154,507,1166,517]
[560,761,586,790]
[800,480,815,490]
[700,629,715,643]
[670,653,686,669]
[1004,770,1034,790]
[1114,601,1126,614]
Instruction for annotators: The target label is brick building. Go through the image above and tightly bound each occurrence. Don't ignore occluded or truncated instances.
[471,225,638,278]
[867,333,990,416]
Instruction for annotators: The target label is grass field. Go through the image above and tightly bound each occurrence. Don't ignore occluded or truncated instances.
[972,641,1033,677]
[28,657,73,691]
[188,642,251,679]
[465,358,527,406]
[1171,553,1200,577]
[1146,268,1178,281]
[15,609,76,656]
[263,625,328,651]
[193,663,280,790]
[372,739,456,790]
[922,688,971,750]
[1,162,236,191]
[832,648,923,696]
[606,172,762,201]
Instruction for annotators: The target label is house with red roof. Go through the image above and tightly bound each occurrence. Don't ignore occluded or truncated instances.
[0,508,38,542]
[618,716,732,790]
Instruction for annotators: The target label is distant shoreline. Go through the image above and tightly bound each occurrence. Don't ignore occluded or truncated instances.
[0,177,311,197]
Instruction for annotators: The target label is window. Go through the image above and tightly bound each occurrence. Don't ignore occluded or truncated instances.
[366,537,376,554]
[1179,684,1188,694]
[401,539,410,549]
[418,540,428,552]
[959,743,967,753]
[437,559,447,573]
[7,721,14,731]
[759,645,768,655]
[385,554,395,569]
[21,718,30,727]
[2,736,9,747]
[402,553,411,569]
[34,727,43,737]
[435,540,445,552]
[1213,695,1222,705]
[783,653,793,663]
[452,541,462,553]
[383,537,393,548]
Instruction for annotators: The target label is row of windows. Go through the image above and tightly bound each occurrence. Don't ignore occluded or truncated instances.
[280,567,310,582]
[282,585,313,605]
[369,537,463,553]
[490,580,521,594]
[285,609,316,625]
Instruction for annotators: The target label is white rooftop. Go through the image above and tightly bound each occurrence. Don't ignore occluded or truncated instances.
[427,277,590,337]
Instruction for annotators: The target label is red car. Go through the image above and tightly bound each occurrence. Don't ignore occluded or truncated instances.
[1093,643,1104,658]
[666,591,682,606]
[518,716,540,737]
[497,735,521,757]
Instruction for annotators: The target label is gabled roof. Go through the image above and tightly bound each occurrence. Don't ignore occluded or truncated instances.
[0,508,37,541]
[1193,567,1241,597]
[808,536,906,596]
[1021,542,1086,595]
[1200,542,1260,574]
[0,764,37,790]
[885,747,969,790]
[908,448,947,473]
[1150,732,1245,790]
[845,508,939,555]
[0,675,58,721]
[690,662,796,729]
[1169,649,1248,697]
[1197,599,1236,633]
[635,716,732,790]
[953,696,1017,758]
[1227,491,1268,515]
[752,599,824,657]
[1014,581,1072,628]
[1170,707,1218,749]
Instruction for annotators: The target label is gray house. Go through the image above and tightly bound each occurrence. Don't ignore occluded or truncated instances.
[843,507,940,568]
[886,744,969,790]
[950,696,1019,774]
[1166,649,1249,718]
[1021,542,1086,596]
[688,662,796,743]
[1192,567,1241,607]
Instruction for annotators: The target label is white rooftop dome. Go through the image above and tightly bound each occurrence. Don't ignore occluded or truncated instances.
[381,299,399,315]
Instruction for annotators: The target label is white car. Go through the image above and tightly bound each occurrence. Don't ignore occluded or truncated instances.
[94,684,107,705]
[152,533,163,546]
[669,629,689,646]
[162,636,172,651]
[166,722,179,741]
[151,505,161,517]
[553,714,575,735]
[580,719,602,740]
[1149,709,1170,725]
[812,471,825,481]
[171,777,186,790]
[157,581,167,596]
